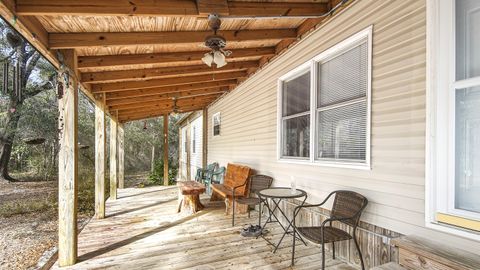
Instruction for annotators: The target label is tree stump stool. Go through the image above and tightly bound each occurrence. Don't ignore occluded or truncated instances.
[177,181,206,214]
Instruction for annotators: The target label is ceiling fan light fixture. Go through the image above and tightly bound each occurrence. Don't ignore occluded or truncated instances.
[202,52,214,67]
[213,51,227,68]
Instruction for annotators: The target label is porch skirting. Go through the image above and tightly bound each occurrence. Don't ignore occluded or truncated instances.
[268,198,402,269]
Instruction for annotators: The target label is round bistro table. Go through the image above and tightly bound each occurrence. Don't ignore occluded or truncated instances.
[257,187,308,253]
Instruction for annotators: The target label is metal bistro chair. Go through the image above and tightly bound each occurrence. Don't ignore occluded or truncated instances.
[233,175,273,227]
[292,190,368,270]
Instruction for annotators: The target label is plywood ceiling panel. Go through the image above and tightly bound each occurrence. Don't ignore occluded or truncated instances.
[6,0,345,120]
[37,15,305,33]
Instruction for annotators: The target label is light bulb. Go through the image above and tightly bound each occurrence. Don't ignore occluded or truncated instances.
[213,51,227,68]
[202,52,214,67]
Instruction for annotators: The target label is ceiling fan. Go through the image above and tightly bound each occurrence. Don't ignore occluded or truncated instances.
[201,14,231,68]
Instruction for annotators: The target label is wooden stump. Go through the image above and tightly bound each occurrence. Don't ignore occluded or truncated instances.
[176,181,206,214]
[177,194,204,214]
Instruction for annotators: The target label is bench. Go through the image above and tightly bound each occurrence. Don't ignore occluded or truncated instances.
[392,235,480,270]
[210,163,251,215]
[177,181,206,214]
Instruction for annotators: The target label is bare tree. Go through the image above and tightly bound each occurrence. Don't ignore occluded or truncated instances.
[0,26,53,182]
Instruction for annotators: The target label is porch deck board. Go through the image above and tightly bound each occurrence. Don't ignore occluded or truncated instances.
[52,186,357,269]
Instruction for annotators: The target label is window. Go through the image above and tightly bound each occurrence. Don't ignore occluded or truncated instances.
[281,71,311,159]
[428,0,480,237]
[183,129,187,153]
[192,126,196,154]
[213,112,221,136]
[278,26,371,168]
[316,42,368,163]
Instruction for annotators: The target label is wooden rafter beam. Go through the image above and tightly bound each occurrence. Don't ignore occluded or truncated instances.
[106,87,229,107]
[106,80,237,100]
[119,106,205,123]
[49,30,297,49]
[78,47,275,70]
[0,0,56,67]
[0,0,96,102]
[118,102,211,117]
[111,94,220,111]
[17,0,328,17]
[92,71,246,93]
[82,61,257,83]
[227,1,329,17]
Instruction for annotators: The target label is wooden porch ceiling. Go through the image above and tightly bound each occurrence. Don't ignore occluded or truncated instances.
[1,0,346,123]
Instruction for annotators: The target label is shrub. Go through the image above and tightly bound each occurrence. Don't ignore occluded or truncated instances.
[148,158,177,186]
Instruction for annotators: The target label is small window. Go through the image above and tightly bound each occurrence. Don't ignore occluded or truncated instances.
[192,126,196,154]
[213,112,221,136]
[184,129,187,153]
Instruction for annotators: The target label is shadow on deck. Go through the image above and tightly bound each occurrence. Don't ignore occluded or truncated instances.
[52,186,357,269]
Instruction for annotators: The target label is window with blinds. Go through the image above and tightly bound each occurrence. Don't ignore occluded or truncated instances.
[278,27,371,168]
[316,40,368,163]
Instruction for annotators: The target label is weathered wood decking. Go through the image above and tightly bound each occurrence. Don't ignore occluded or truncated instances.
[52,186,357,269]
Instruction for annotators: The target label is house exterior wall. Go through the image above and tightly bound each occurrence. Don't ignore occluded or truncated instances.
[178,112,204,181]
[207,0,480,263]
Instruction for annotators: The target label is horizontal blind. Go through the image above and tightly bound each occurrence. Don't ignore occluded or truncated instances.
[317,102,367,161]
[316,40,368,162]
[318,42,367,107]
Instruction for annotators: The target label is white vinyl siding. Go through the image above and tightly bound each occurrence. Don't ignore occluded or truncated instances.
[208,0,480,252]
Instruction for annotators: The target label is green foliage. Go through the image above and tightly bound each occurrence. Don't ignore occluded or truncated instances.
[123,114,182,174]
[148,158,178,186]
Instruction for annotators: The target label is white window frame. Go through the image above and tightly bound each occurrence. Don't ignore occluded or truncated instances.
[277,26,372,170]
[277,62,312,161]
[426,0,480,240]
[212,112,221,137]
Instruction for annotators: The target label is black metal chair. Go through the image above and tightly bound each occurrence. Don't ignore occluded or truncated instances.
[232,174,273,227]
[292,190,368,270]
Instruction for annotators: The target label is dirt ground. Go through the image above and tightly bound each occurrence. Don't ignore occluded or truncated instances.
[0,174,148,270]
[0,181,58,270]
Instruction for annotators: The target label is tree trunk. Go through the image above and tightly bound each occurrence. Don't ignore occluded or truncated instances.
[0,100,23,182]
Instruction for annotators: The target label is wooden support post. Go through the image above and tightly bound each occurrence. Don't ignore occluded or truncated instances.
[94,96,106,219]
[57,49,78,267]
[118,123,124,189]
[202,108,208,169]
[109,117,118,200]
[163,114,169,186]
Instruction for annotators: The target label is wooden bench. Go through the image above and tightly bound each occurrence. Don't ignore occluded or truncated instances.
[210,163,251,215]
[177,181,206,214]
[392,235,480,270]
